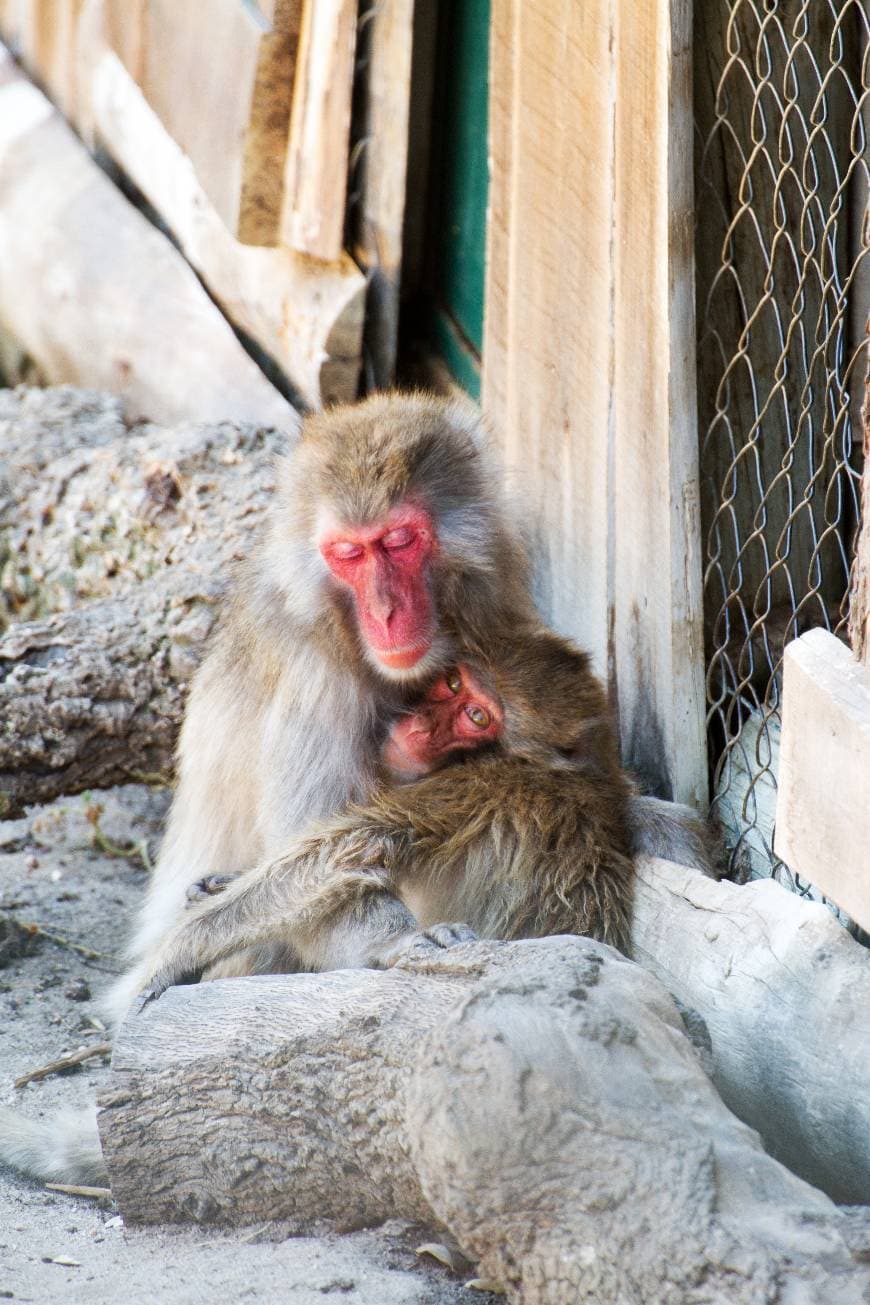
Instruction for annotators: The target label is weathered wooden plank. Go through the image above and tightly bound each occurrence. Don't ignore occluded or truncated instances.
[349,0,415,388]
[2,0,85,117]
[483,1,706,807]
[631,855,870,1203]
[773,628,870,929]
[91,48,365,407]
[105,0,301,246]
[848,348,870,663]
[609,0,706,806]
[484,0,613,669]
[280,0,357,261]
[0,48,296,428]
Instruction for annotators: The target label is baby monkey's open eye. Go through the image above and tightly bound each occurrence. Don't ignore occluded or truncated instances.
[446,670,462,694]
[465,704,491,729]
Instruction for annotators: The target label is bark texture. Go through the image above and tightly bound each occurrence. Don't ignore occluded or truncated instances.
[100,937,868,1304]
[0,385,291,815]
[631,856,870,1204]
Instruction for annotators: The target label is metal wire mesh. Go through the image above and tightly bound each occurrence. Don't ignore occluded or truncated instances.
[695,0,869,894]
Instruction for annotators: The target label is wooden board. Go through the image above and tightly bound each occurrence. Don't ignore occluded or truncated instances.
[104,0,301,245]
[848,344,870,663]
[280,0,357,261]
[91,49,365,408]
[349,0,415,388]
[0,0,85,117]
[774,628,870,929]
[483,0,706,807]
[0,47,297,429]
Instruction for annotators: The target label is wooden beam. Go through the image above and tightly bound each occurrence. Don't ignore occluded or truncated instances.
[105,0,302,247]
[773,628,870,930]
[349,0,415,388]
[631,855,870,1203]
[848,340,870,663]
[280,0,357,261]
[483,0,706,807]
[91,48,365,407]
[0,48,296,428]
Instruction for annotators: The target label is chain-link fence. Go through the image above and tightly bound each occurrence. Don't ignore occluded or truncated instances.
[695,0,869,896]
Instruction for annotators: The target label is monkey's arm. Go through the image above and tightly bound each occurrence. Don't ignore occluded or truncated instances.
[141,809,425,1001]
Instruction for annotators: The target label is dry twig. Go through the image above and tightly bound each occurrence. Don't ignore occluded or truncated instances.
[14,1042,112,1088]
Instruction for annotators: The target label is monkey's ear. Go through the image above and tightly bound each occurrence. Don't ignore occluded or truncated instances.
[443,396,491,450]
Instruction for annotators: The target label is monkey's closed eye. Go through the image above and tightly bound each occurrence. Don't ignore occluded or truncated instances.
[382,527,416,550]
[446,670,462,694]
[465,704,490,729]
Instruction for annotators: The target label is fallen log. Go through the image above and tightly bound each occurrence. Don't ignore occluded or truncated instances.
[631,856,870,1203]
[0,388,289,813]
[99,937,869,1304]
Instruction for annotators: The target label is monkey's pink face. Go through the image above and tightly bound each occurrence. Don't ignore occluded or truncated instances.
[319,505,437,673]
[382,664,503,780]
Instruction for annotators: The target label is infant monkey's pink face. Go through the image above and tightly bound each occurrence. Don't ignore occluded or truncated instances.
[381,664,503,780]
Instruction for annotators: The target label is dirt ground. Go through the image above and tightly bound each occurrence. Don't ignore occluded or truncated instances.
[0,786,494,1305]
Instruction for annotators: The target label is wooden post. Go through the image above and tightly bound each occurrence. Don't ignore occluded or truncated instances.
[483,0,706,808]
[280,0,357,261]
[349,0,415,389]
[848,345,870,663]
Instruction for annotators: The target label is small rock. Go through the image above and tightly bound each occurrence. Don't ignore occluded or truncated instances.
[0,914,41,968]
[65,979,91,1002]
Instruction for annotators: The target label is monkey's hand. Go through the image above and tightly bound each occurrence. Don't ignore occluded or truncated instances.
[184,873,241,906]
[377,921,478,969]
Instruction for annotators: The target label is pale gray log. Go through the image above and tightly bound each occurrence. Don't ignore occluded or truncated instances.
[100,937,868,1305]
[0,386,292,814]
[631,856,870,1203]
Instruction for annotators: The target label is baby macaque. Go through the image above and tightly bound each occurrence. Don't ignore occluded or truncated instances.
[142,623,635,999]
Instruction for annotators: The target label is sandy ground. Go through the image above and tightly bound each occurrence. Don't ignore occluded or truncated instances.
[0,787,494,1305]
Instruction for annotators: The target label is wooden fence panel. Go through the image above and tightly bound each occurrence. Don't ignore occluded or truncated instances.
[483,0,706,806]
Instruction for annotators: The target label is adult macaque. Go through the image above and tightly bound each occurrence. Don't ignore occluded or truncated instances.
[142,627,635,998]
[105,392,536,1020]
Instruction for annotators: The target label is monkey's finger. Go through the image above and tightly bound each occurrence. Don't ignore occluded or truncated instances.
[136,964,202,1011]
[184,874,239,906]
[422,921,478,949]
[388,921,479,968]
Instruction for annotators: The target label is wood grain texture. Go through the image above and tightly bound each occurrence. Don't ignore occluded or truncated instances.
[0,49,295,427]
[100,936,866,1301]
[280,0,357,260]
[632,855,870,1203]
[774,628,870,930]
[350,0,415,388]
[848,350,870,663]
[91,49,365,407]
[483,0,706,807]
[0,0,85,116]
[105,0,301,245]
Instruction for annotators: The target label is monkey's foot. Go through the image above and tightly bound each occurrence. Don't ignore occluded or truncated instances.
[137,963,204,1011]
[185,873,240,906]
[383,922,479,969]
